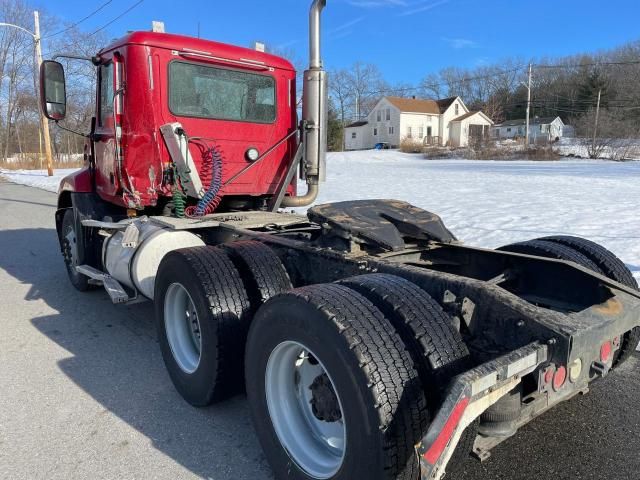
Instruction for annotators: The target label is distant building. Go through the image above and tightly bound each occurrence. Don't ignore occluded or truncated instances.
[343,96,494,150]
[492,116,565,142]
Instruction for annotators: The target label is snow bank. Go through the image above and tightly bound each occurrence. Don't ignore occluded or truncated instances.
[0,168,75,193]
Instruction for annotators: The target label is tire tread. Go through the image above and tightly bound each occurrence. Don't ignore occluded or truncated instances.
[338,273,476,473]
[284,283,429,480]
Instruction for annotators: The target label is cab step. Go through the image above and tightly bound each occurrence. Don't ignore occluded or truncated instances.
[75,265,140,304]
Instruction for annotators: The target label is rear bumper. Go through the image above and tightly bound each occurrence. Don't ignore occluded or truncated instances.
[418,288,640,480]
[418,343,548,480]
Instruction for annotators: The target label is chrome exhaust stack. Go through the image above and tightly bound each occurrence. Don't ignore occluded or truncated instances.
[282,0,327,207]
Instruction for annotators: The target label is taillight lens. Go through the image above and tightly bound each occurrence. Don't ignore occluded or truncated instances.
[600,341,612,363]
[553,366,567,391]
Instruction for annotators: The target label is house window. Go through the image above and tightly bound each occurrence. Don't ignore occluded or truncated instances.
[455,104,459,115]
[507,128,512,133]
[407,126,412,138]
[351,132,356,139]
[389,126,394,134]
[374,128,378,136]
[419,126,424,138]
[377,111,381,122]
[386,108,391,121]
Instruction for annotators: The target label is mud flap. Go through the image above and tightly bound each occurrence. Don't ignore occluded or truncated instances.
[417,343,548,480]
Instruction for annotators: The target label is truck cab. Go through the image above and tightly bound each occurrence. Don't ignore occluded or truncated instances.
[57,32,299,212]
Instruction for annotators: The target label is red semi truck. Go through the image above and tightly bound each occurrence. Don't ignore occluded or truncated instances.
[40,1,640,479]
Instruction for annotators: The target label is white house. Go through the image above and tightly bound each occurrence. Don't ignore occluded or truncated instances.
[492,116,565,142]
[343,96,494,150]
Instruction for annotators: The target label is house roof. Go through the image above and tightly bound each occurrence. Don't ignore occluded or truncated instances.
[452,111,480,122]
[385,96,459,115]
[451,111,495,124]
[495,116,562,127]
[345,120,368,128]
[435,96,459,112]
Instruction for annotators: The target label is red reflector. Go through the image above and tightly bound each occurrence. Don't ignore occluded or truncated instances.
[553,366,567,391]
[600,341,612,363]
[423,397,470,465]
[544,368,554,385]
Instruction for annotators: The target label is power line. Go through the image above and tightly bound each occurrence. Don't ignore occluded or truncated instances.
[348,60,640,101]
[87,0,145,37]
[358,65,528,98]
[535,60,640,69]
[44,0,114,39]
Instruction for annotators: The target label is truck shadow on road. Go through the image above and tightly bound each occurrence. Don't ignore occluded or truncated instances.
[1,226,274,480]
[2,226,639,480]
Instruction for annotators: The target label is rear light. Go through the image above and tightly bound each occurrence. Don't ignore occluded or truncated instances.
[553,366,567,391]
[600,341,612,363]
[568,358,582,383]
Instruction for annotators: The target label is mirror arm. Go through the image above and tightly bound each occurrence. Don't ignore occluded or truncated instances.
[53,120,89,138]
[52,53,100,65]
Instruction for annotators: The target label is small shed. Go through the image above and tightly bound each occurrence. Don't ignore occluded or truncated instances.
[344,121,369,150]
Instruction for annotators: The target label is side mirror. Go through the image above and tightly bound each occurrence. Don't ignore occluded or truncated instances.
[40,60,66,121]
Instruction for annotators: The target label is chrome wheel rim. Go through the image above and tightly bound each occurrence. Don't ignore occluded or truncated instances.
[265,341,346,479]
[164,283,202,374]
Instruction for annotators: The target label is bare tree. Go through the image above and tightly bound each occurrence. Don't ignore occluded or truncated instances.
[328,69,353,150]
[345,62,385,119]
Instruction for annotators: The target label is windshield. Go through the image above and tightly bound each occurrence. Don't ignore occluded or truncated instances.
[169,61,276,123]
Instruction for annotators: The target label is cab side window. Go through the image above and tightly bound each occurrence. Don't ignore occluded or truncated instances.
[99,62,114,126]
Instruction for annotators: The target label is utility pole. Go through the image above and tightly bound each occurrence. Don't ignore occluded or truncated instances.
[592,89,602,154]
[525,63,532,148]
[0,13,54,175]
[34,11,54,177]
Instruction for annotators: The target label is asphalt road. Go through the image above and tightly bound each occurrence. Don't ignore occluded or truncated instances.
[0,178,638,480]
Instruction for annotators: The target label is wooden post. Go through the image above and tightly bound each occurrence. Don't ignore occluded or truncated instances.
[34,11,54,176]
[591,89,602,154]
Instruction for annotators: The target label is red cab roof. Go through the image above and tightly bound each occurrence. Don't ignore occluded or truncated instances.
[99,31,296,72]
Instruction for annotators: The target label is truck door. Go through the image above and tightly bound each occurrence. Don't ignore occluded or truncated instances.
[93,55,123,200]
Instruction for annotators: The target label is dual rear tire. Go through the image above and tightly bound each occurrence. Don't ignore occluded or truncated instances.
[154,241,292,405]
[246,275,474,480]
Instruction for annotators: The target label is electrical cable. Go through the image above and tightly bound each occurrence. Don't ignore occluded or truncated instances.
[87,0,145,38]
[43,1,114,39]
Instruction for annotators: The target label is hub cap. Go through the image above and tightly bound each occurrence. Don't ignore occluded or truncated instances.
[62,226,78,269]
[164,283,202,374]
[265,341,346,479]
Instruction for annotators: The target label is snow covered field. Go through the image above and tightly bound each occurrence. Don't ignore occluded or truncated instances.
[2,151,639,283]
[313,151,640,283]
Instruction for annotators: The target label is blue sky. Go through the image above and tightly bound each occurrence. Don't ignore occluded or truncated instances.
[38,0,640,85]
